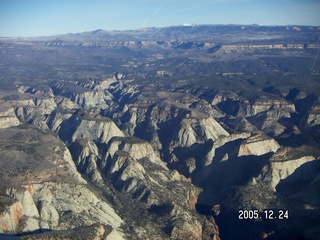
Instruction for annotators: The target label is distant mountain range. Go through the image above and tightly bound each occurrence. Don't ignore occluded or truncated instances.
[2,24,319,43]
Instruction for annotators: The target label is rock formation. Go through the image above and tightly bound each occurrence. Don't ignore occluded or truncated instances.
[0,127,123,236]
[1,24,319,239]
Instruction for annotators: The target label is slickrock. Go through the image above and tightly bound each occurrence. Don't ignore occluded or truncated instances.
[238,133,280,157]
[251,96,295,116]
[51,82,113,109]
[0,107,20,129]
[54,96,80,109]
[101,136,216,239]
[202,216,221,240]
[72,117,124,144]
[93,77,118,91]
[247,110,290,136]
[172,116,229,148]
[50,110,124,145]
[0,201,24,233]
[107,137,165,166]
[32,183,123,230]
[17,85,55,98]
[0,127,123,235]
[169,207,202,240]
[196,117,230,141]
[1,93,59,130]
[69,138,104,184]
[71,90,110,109]
[1,190,36,233]
[204,132,251,166]
[46,110,74,132]
[1,24,320,240]
[266,147,320,190]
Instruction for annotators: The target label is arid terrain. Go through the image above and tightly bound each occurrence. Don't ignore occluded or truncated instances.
[0,25,320,240]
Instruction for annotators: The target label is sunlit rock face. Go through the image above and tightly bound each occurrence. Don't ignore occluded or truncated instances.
[2,184,123,233]
[261,147,320,190]
[0,127,123,236]
[0,107,20,129]
[238,133,280,157]
[47,110,124,145]
[102,136,207,239]
[169,116,229,150]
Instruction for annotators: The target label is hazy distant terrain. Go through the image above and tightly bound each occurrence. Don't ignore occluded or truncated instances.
[0,25,319,240]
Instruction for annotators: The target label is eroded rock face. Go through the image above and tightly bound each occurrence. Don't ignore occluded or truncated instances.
[203,132,251,166]
[107,137,165,166]
[0,127,123,236]
[5,187,40,232]
[263,147,319,190]
[54,96,80,109]
[51,81,114,109]
[0,63,318,239]
[169,206,203,240]
[0,107,20,129]
[238,133,280,157]
[103,137,206,238]
[172,117,229,148]
[2,183,124,233]
[47,110,124,145]
[69,138,104,184]
[64,131,217,239]
[0,201,24,233]
[0,81,221,239]
[0,93,59,130]
[32,183,123,230]
[251,96,295,116]
[1,86,219,238]
[72,117,124,144]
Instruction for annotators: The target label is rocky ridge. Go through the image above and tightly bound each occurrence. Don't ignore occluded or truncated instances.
[0,24,319,239]
[1,75,319,239]
[0,127,123,238]
[0,81,223,239]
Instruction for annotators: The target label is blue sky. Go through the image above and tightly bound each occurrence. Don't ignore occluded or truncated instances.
[0,0,319,37]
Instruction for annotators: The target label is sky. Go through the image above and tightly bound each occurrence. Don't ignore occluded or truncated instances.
[0,0,320,37]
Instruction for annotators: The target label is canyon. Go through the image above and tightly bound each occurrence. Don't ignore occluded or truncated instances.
[0,24,319,239]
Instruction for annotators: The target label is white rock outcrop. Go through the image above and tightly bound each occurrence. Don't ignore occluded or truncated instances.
[0,183,124,233]
[71,89,111,109]
[33,183,124,230]
[0,107,20,129]
[238,134,280,157]
[0,201,24,233]
[107,137,166,167]
[269,156,317,190]
[265,147,319,190]
[204,132,251,166]
[72,118,124,144]
[70,138,104,184]
[172,116,229,148]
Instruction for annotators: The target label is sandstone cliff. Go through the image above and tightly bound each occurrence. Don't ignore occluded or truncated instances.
[238,133,280,157]
[0,127,123,236]
[0,107,20,129]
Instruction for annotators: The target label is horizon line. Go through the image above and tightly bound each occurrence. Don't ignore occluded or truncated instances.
[1,23,319,39]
